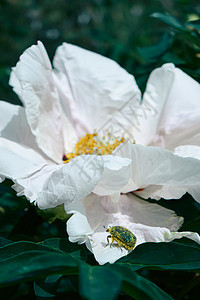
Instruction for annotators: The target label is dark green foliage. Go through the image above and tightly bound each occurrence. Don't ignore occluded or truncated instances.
[0,234,200,298]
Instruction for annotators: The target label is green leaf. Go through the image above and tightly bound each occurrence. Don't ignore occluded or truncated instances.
[0,241,79,287]
[41,238,95,263]
[118,242,200,270]
[0,237,13,247]
[111,265,173,300]
[181,216,200,234]
[0,192,25,209]
[34,274,62,298]
[79,264,172,300]
[151,12,187,31]
[138,33,173,62]
[79,264,121,300]
[0,241,61,261]
[162,52,186,65]
[34,282,55,298]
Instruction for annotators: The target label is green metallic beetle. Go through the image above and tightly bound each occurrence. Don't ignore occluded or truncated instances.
[104,225,137,250]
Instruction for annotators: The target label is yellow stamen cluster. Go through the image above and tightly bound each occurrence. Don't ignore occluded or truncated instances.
[63,133,125,163]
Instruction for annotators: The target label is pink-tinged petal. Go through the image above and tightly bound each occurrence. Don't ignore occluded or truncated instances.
[9,41,66,163]
[66,193,199,265]
[135,63,200,149]
[53,43,141,136]
[37,155,131,210]
[114,143,200,197]
[117,194,183,230]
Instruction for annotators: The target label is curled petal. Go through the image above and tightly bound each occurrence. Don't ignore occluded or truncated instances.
[37,155,131,210]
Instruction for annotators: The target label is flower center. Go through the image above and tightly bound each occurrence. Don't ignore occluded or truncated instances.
[63,133,125,163]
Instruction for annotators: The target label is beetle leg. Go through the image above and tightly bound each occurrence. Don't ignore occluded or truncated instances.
[116,239,123,251]
[111,236,115,246]
[106,235,111,246]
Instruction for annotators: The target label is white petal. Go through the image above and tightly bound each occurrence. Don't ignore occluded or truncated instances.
[36,155,104,209]
[36,155,99,209]
[127,223,200,248]
[67,212,93,244]
[52,69,89,138]
[12,164,60,202]
[163,231,200,244]
[174,145,200,160]
[134,64,175,146]
[93,155,131,195]
[91,231,128,265]
[149,181,200,204]
[9,41,66,163]
[114,143,200,196]
[0,137,47,181]
[187,185,200,204]
[0,137,55,201]
[135,185,185,201]
[0,101,48,156]
[0,101,62,202]
[141,145,200,202]
[136,63,200,149]
[53,43,141,137]
[37,154,131,210]
[157,67,200,150]
[66,193,195,265]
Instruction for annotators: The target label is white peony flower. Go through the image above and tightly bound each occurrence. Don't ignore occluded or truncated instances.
[0,41,200,264]
[0,41,199,208]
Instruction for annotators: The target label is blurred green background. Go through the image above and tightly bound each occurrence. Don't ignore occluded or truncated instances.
[0,0,200,105]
